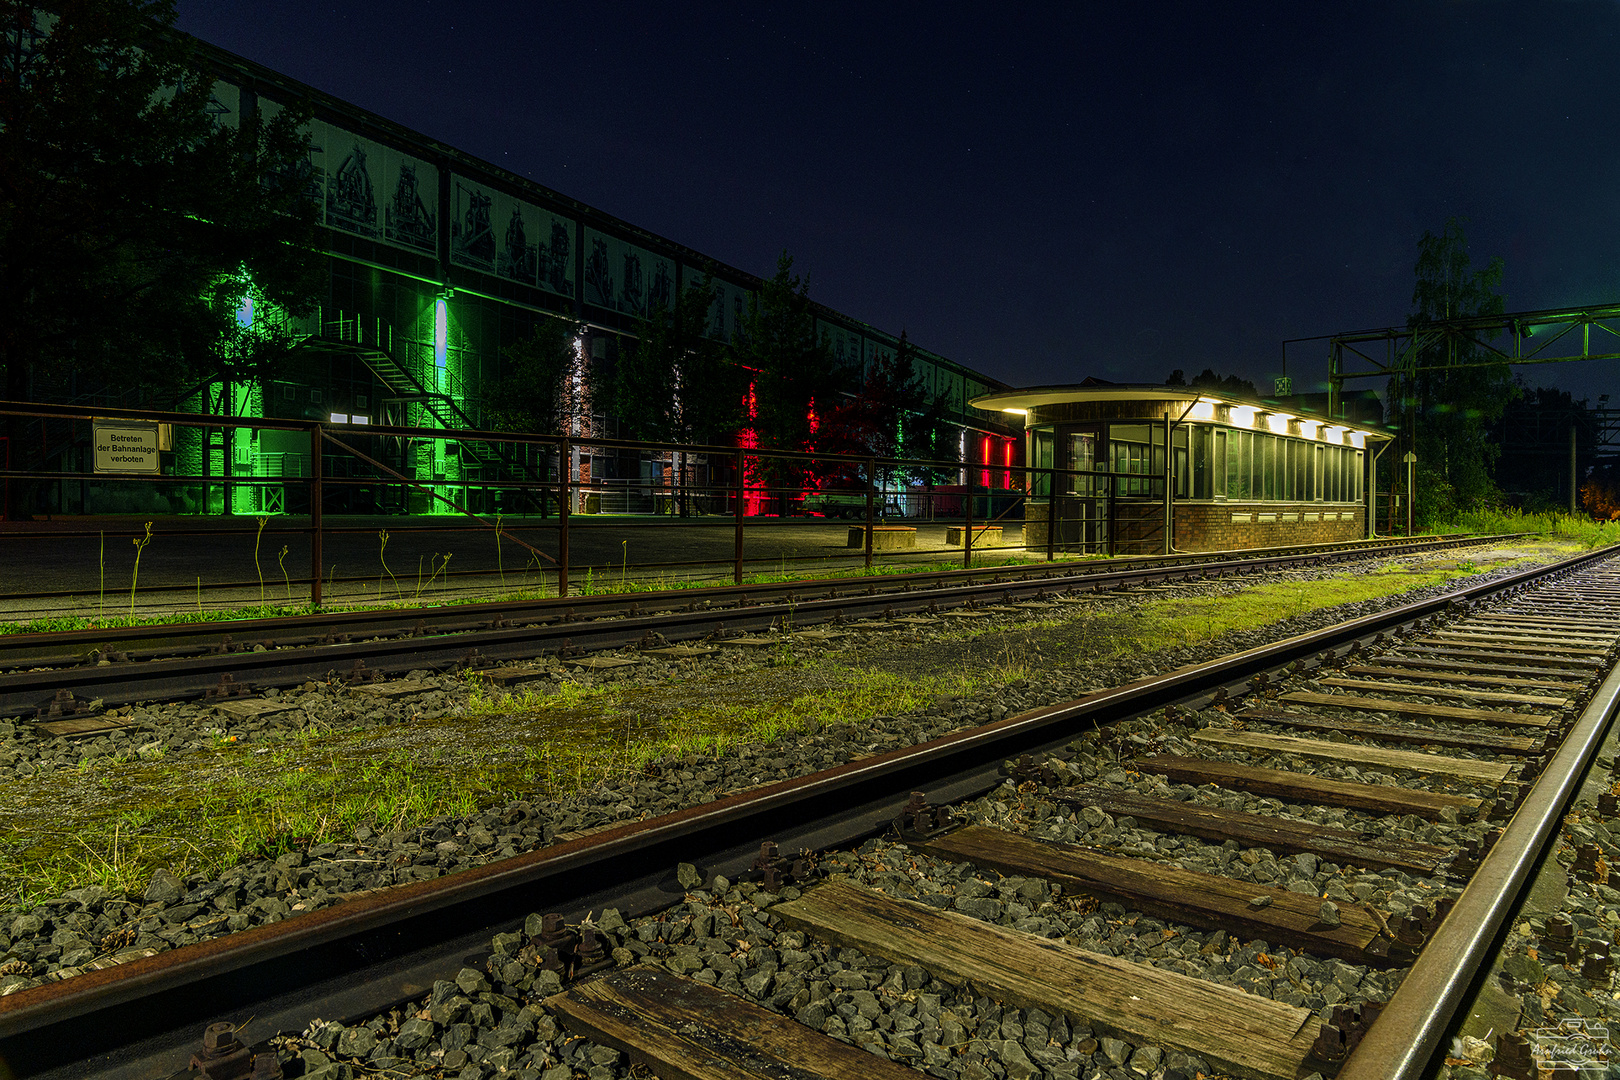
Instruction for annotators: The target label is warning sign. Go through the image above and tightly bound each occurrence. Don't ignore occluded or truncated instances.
[93,420,161,475]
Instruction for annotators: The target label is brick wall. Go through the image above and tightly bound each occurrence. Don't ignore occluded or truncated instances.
[1024,502,1364,552]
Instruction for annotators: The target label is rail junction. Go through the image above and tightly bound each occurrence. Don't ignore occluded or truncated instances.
[0,536,1614,1080]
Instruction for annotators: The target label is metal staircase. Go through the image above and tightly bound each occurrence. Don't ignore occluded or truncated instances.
[296,310,547,506]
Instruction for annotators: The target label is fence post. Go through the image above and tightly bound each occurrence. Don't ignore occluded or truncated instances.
[734,448,745,584]
[309,423,323,606]
[864,457,876,571]
[963,476,974,569]
[558,435,570,598]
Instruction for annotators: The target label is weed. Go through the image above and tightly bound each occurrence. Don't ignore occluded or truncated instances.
[378,529,399,600]
[495,514,505,588]
[253,516,269,604]
[99,531,105,616]
[128,521,153,619]
[278,545,291,601]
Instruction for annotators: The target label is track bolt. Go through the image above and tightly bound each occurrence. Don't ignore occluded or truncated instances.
[1581,950,1614,982]
[191,1022,253,1080]
[1394,914,1426,949]
[1488,1030,1535,1079]
[251,1052,284,1080]
[1572,844,1603,879]
[1308,1023,1346,1064]
[1599,792,1619,817]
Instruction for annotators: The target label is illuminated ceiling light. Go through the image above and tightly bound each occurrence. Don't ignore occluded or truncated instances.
[330,412,349,424]
[1197,396,1223,405]
[1002,407,1028,415]
[1349,431,1365,448]
[1187,401,1216,421]
[1264,412,1289,434]
[1298,420,1319,440]
[1229,405,1257,429]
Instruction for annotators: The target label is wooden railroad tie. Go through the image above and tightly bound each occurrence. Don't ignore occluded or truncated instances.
[1047,783,1449,875]
[1275,691,1551,729]
[1190,729,1514,784]
[1131,754,1481,820]
[1340,663,1584,691]
[773,880,1319,1080]
[912,824,1406,965]
[1312,676,1569,708]
[1416,634,1608,657]
[1233,708,1538,755]
[548,965,920,1080]
[1402,644,1602,670]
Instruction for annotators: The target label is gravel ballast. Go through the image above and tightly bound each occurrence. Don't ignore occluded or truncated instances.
[1,542,1612,1080]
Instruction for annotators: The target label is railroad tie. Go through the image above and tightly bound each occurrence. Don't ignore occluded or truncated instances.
[913,824,1408,964]
[773,880,1320,1080]
[1130,754,1481,820]
[548,965,920,1080]
[1189,729,1514,784]
[1047,783,1450,875]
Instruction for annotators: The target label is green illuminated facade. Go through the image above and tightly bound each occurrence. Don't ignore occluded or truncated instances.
[156,34,1016,517]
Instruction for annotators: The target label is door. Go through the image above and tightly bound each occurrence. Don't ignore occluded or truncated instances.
[1054,427,1106,552]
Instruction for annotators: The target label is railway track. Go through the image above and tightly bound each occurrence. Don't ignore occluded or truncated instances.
[0,540,1610,1080]
[0,532,1511,721]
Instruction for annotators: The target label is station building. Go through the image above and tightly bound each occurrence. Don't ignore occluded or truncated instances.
[972,385,1394,554]
[104,32,1021,518]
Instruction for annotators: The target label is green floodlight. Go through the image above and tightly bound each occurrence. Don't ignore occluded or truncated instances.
[434,294,449,371]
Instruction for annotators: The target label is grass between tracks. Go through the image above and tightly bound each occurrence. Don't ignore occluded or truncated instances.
[0,544,1570,907]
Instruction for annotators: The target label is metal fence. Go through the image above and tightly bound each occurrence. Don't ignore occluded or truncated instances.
[0,400,1162,616]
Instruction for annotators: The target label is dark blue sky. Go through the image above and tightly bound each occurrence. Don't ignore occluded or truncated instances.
[177,2,1620,404]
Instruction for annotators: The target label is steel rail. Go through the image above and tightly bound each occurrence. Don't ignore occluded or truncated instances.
[0,535,1512,718]
[0,531,1482,665]
[1,544,1609,1080]
[1338,606,1620,1079]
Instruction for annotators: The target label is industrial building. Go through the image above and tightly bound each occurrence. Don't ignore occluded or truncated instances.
[138,33,1022,519]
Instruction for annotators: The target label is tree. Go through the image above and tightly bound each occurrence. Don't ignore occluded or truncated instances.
[610,275,748,515]
[735,252,846,454]
[1165,368,1260,399]
[1489,379,1596,510]
[732,252,847,510]
[823,331,957,492]
[484,316,579,437]
[611,275,746,446]
[1397,218,1514,524]
[0,0,322,411]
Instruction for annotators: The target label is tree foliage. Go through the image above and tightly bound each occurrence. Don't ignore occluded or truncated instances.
[734,252,846,454]
[610,275,747,446]
[1165,368,1260,399]
[1398,218,1514,524]
[484,316,579,436]
[0,0,322,407]
[824,331,958,485]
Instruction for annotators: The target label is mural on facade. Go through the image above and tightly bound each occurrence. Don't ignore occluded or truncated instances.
[386,163,436,253]
[450,174,574,296]
[207,81,240,128]
[584,229,674,317]
[254,112,439,255]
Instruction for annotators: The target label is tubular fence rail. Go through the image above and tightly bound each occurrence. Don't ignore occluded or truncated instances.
[0,399,1303,613]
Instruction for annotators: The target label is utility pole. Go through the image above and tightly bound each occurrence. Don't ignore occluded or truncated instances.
[1403,451,1417,535]
[1570,422,1579,514]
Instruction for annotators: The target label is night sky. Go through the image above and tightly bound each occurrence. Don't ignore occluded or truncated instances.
[176,2,1620,405]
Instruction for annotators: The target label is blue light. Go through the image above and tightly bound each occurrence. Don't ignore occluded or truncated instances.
[434,297,448,369]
